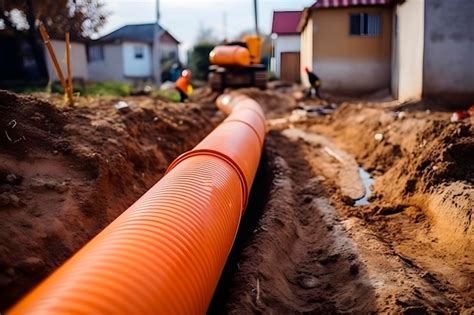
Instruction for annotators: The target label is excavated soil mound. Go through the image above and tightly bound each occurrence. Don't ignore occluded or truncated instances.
[0,90,217,310]
[311,105,473,251]
[210,89,472,313]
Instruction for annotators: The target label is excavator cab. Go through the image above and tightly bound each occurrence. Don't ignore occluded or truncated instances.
[208,36,267,91]
[243,35,262,65]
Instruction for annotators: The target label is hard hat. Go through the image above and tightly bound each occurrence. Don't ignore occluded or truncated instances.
[182,69,191,78]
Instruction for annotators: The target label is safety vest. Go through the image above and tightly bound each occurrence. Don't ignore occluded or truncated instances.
[176,76,189,94]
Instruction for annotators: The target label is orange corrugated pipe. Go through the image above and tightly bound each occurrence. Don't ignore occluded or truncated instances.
[9,93,266,315]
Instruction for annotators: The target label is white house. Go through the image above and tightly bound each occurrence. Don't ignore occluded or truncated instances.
[87,23,180,85]
[271,11,302,83]
[46,39,89,82]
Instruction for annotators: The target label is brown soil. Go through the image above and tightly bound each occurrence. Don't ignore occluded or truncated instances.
[210,91,473,314]
[1,87,472,314]
[0,90,218,310]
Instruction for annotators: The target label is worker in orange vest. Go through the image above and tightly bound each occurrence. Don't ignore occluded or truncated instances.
[175,69,192,102]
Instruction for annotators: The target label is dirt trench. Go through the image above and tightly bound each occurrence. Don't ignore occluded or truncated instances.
[0,88,472,313]
[209,90,473,314]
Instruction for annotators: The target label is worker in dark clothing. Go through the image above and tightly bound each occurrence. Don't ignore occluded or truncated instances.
[175,69,192,102]
[304,66,321,98]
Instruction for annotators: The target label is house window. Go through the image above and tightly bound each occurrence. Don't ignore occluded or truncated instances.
[350,13,381,36]
[134,46,144,59]
[89,45,104,62]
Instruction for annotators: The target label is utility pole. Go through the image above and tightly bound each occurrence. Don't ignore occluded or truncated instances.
[253,0,259,36]
[223,11,228,42]
[156,0,160,23]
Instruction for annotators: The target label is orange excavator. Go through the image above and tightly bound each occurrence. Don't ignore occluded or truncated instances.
[208,0,267,91]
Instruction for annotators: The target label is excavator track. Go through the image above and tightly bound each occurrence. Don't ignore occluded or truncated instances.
[209,66,267,92]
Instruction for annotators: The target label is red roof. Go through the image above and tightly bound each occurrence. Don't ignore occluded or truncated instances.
[271,11,302,35]
[311,0,391,8]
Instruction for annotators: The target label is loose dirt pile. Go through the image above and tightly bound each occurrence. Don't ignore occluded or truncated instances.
[311,104,473,251]
[210,90,473,314]
[1,86,472,313]
[0,90,217,310]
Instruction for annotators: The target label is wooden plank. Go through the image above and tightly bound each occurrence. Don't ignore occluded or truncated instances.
[65,32,74,106]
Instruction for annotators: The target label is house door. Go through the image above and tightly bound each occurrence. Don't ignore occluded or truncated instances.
[280,52,300,83]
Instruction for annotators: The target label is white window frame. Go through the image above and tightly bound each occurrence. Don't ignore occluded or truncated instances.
[349,13,381,36]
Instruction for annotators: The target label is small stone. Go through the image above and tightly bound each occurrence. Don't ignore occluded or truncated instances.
[341,195,355,206]
[17,257,45,275]
[9,194,20,207]
[6,174,17,184]
[350,262,360,275]
[374,133,384,142]
[53,150,59,155]
[0,193,10,207]
[44,182,56,190]
[298,275,318,289]
[55,183,69,194]
[114,101,130,112]
[32,208,42,217]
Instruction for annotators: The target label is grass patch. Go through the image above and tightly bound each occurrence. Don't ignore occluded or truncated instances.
[82,81,131,97]
[14,81,132,97]
[152,89,181,102]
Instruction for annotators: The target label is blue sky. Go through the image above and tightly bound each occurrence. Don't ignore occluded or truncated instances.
[100,0,313,52]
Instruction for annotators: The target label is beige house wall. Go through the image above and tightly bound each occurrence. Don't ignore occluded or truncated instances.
[88,44,124,82]
[423,0,474,103]
[308,7,392,93]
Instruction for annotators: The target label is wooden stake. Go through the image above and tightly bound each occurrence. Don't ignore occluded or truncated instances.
[65,32,74,106]
[39,25,67,91]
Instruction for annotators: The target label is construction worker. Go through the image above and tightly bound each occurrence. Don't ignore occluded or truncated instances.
[175,69,192,102]
[304,67,321,99]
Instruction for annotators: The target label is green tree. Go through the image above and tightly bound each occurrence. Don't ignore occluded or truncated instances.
[189,42,215,81]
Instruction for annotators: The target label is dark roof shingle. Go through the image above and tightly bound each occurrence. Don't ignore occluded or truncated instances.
[272,11,302,35]
[311,0,391,9]
[98,23,181,44]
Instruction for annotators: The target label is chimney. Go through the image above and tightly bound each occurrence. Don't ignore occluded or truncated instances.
[156,0,160,24]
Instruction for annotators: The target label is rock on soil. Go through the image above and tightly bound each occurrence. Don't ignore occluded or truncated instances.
[0,90,218,310]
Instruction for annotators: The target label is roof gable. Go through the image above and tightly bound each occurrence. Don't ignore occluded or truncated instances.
[272,11,302,35]
[161,30,180,45]
[98,23,180,44]
[299,0,392,32]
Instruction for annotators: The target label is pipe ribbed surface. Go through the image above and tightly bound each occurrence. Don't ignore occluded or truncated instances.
[9,94,266,315]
